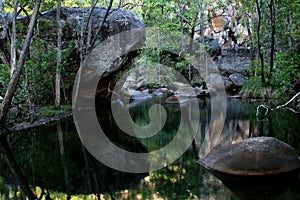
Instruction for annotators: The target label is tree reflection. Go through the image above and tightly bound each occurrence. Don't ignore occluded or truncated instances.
[0,120,147,199]
[0,134,35,200]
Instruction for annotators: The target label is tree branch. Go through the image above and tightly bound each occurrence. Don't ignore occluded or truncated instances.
[276,92,300,109]
[256,92,300,120]
[89,0,114,52]
[0,0,42,125]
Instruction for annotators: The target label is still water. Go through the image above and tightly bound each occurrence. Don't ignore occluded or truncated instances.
[0,97,299,199]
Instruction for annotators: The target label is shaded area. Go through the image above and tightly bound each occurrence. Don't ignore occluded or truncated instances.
[0,119,147,197]
[0,98,299,199]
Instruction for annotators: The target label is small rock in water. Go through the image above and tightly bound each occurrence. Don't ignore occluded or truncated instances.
[165,95,189,104]
[229,73,247,87]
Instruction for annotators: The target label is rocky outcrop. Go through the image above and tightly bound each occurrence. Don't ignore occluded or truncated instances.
[194,36,222,58]
[38,7,145,101]
[36,7,145,72]
[1,8,145,101]
[229,73,247,87]
[216,47,253,90]
[28,7,144,44]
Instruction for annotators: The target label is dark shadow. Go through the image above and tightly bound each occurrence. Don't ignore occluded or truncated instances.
[211,170,300,200]
[0,134,36,200]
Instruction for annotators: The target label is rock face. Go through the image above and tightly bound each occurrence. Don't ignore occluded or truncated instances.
[229,73,247,87]
[203,36,222,58]
[35,8,144,101]
[199,137,300,176]
[194,36,222,58]
[33,7,144,43]
[216,47,253,89]
[191,42,253,91]
[36,7,145,71]
[4,8,145,101]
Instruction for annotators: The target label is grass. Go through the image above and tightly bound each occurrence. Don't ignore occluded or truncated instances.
[240,78,287,99]
[38,105,72,117]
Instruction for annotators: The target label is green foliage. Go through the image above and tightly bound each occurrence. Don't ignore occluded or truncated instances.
[3,0,90,13]
[19,39,57,105]
[271,53,300,88]
[11,39,76,107]
[241,77,283,99]
[0,64,10,96]
[133,49,176,87]
[0,177,9,199]
[242,51,299,99]
[38,105,71,117]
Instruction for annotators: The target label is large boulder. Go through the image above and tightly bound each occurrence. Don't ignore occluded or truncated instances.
[199,137,300,176]
[194,36,222,58]
[199,137,300,200]
[229,73,247,87]
[22,7,145,43]
[217,53,251,76]
[34,8,145,73]
[1,8,145,101]
[37,8,145,101]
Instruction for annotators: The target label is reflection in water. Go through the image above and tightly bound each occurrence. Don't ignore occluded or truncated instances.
[0,97,299,199]
[214,171,300,200]
[0,120,147,199]
[0,134,36,199]
[57,123,71,199]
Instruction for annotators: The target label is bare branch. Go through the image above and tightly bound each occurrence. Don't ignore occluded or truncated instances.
[276,92,300,109]
[89,0,114,52]
[256,92,300,120]
[0,0,42,124]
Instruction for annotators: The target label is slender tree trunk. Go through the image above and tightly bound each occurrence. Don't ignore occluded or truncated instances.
[90,0,113,51]
[177,0,185,49]
[0,0,41,125]
[0,0,3,18]
[256,0,265,84]
[0,4,10,65]
[0,0,6,39]
[87,0,95,49]
[55,0,62,109]
[10,0,17,77]
[268,0,275,81]
[286,6,293,50]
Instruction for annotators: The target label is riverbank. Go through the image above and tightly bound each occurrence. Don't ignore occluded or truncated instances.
[1,105,72,133]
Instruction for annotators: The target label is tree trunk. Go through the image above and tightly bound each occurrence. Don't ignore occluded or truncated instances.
[90,0,114,51]
[268,0,275,81]
[0,1,10,65]
[0,0,42,125]
[10,0,17,77]
[255,0,265,84]
[55,0,62,110]
[87,0,95,49]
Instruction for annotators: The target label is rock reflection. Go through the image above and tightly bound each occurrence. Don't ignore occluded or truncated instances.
[212,171,299,200]
[197,98,300,200]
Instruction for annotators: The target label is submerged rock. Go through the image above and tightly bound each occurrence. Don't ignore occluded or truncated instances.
[199,137,300,176]
[165,95,189,104]
[229,73,247,87]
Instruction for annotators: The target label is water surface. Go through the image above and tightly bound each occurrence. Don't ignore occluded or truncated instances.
[0,97,299,199]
